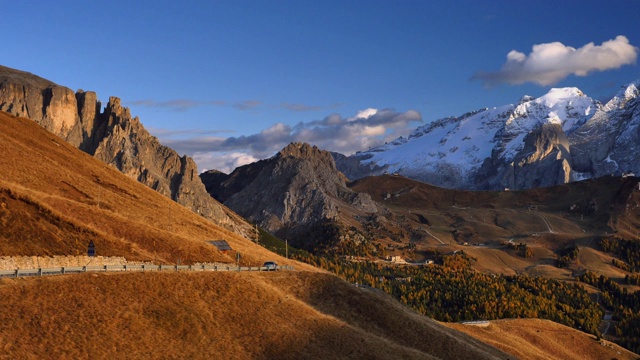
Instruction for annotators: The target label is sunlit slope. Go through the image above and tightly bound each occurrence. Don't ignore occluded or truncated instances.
[446,318,637,360]
[0,271,511,360]
[349,174,640,277]
[0,111,298,266]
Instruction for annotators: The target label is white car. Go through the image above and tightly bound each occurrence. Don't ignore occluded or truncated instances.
[263,261,278,271]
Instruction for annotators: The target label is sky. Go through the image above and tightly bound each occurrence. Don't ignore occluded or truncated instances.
[3,0,640,173]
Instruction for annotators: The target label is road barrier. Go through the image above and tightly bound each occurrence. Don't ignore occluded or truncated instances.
[0,264,294,278]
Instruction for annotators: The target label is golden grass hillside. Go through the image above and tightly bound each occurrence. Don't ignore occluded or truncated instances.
[0,111,305,268]
[0,271,511,360]
[445,318,637,360]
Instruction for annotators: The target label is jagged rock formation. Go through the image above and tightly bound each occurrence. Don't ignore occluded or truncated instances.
[477,123,573,190]
[0,65,247,233]
[202,142,378,249]
[331,151,389,180]
[337,82,640,191]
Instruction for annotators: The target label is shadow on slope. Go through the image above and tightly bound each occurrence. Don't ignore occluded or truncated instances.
[0,271,510,360]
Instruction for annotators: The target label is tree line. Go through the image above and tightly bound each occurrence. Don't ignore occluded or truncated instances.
[295,252,602,336]
[579,271,640,353]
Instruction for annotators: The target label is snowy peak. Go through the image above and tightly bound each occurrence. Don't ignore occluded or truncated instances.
[338,81,640,191]
[604,80,640,110]
[509,87,598,132]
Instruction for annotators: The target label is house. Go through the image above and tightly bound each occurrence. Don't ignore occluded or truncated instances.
[387,255,405,263]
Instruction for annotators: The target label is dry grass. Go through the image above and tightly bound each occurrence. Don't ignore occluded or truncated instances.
[445,318,637,360]
[0,271,511,360]
[350,174,640,282]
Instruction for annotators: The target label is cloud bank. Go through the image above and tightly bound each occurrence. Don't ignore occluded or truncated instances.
[159,108,422,173]
[473,35,638,87]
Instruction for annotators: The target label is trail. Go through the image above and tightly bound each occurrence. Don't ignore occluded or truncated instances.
[536,214,554,233]
[424,229,445,244]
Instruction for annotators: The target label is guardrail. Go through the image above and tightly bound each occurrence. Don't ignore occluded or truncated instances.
[0,264,294,278]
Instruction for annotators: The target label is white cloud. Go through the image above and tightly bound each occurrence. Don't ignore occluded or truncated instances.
[193,151,258,174]
[361,125,386,136]
[348,108,378,121]
[473,35,638,86]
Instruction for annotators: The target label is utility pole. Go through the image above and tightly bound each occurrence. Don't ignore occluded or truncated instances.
[255,224,259,244]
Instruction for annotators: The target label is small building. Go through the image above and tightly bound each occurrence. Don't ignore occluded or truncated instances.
[87,240,96,257]
[387,255,405,263]
[208,240,233,254]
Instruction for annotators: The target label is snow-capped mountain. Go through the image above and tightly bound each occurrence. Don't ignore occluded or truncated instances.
[335,81,640,190]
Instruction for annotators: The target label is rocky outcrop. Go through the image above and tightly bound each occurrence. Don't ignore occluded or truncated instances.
[331,152,388,181]
[477,123,573,190]
[202,142,378,249]
[0,65,247,233]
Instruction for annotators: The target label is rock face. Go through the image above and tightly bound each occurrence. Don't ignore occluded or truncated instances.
[0,65,245,233]
[337,83,640,190]
[477,123,573,190]
[202,142,378,249]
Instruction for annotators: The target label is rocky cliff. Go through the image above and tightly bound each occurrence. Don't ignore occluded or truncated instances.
[476,123,573,190]
[202,142,378,250]
[0,65,247,233]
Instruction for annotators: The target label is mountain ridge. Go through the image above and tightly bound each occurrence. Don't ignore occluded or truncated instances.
[336,81,640,190]
[202,142,378,250]
[0,64,250,235]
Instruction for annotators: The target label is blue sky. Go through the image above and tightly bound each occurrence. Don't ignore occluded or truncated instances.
[3,0,640,173]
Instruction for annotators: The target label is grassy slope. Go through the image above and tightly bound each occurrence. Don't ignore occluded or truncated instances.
[0,271,510,360]
[445,319,637,360]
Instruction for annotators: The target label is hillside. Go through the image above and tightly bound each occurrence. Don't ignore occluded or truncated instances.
[445,319,637,360]
[348,174,640,278]
[0,111,288,266]
[0,271,514,360]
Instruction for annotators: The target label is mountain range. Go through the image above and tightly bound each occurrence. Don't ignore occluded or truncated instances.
[202,138,640,257]
[335,82,640,190]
